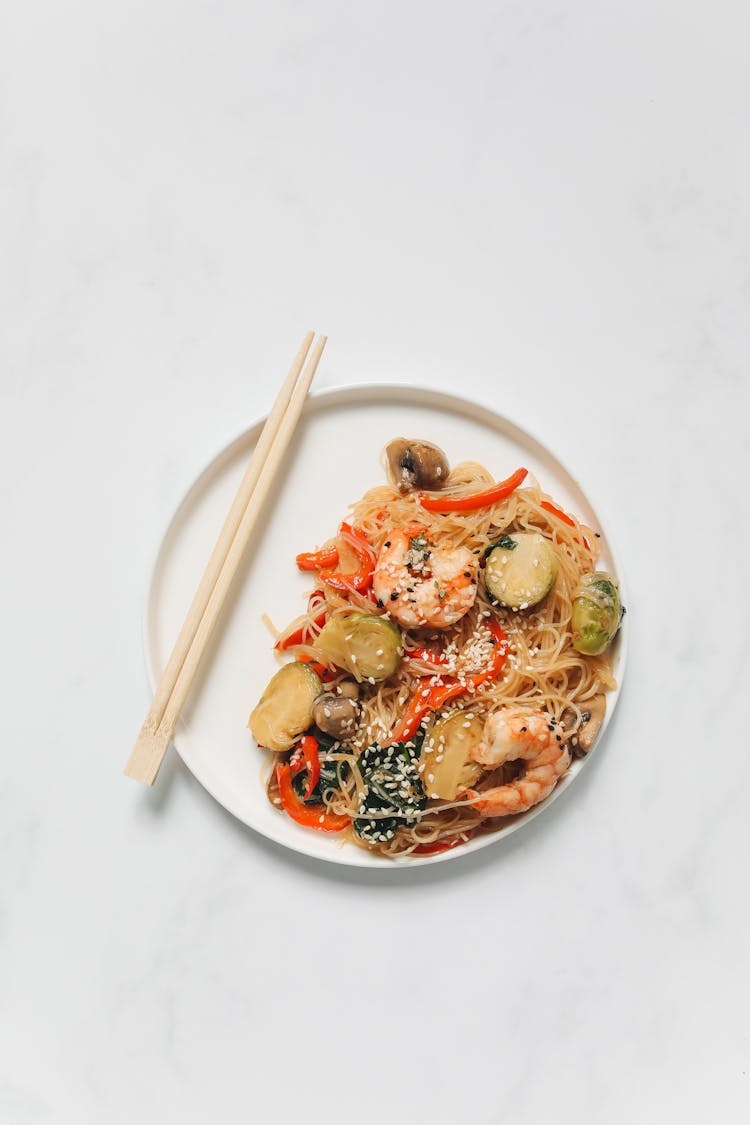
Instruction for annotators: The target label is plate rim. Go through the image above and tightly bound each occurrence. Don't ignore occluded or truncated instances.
[142,382,629,869]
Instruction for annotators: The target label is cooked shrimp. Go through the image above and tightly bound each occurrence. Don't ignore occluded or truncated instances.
[373,522,478,628]
[464,706,570,816]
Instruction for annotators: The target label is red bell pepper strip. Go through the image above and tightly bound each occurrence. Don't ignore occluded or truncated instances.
[419,468,527,513]
[385,619,509,745]
[387,680,466,745]
[275,607,328,651]
[289,734,321,800]
[540,499,575,528]
[405,645,451,667]
[540,500,591,551]
[276,763,351,832]
[295,653,335,682]
[461,618,510,691]
[412,832,474,856]
[296,545,340,571]
[320,523,375,594]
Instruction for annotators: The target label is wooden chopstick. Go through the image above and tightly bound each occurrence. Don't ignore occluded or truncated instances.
[125,331,327,785]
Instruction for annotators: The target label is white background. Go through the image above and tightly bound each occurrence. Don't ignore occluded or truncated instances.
[2,2,749,1122]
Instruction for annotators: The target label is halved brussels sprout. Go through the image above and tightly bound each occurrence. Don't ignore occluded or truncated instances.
[484,532,558,610]
[248,661,322,752]
[316,613,402,682]
[419,711,484,800]
[571,572,622,655]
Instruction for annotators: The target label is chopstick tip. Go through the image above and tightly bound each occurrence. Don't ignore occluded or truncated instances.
[124,725,169,786]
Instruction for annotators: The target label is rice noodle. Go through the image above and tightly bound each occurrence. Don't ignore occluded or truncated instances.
[263,462,618,857]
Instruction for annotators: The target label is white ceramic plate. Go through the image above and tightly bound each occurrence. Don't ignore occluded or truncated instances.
[145,385,627,867]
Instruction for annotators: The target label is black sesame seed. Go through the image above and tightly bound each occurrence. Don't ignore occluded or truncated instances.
[390,593,398,601]
[384,540,391,547]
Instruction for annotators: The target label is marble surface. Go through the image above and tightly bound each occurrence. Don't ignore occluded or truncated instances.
[2,2,749,1121]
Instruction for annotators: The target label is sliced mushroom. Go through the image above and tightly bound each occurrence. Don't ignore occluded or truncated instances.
[312,692,359,741]
[337,680,360,700]
[562,694,606,757]
[577,694,606,752]
[385,438,450,493]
